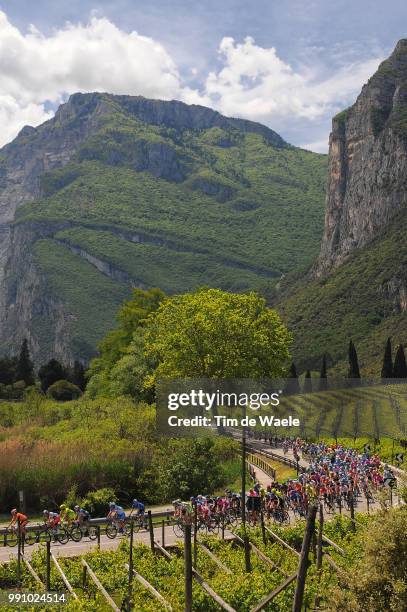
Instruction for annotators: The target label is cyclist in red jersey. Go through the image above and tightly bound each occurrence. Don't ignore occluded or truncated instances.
[8,509,29,535]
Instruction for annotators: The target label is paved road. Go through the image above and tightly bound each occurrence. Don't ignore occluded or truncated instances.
[0,523,191,564]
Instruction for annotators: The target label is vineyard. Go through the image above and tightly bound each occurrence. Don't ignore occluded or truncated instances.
[263,383,407,458]
[1,509,404,612]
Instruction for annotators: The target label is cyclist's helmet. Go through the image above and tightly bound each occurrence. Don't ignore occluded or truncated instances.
[43,509,49,515]
[133,499,137,504]
[11,509,17,514]
[60,504,66,510]
[109,502,116,509]
[74,505,80,511]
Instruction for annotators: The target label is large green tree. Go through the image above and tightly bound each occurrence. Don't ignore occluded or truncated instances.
[86,287,164,398]
[144,288,291,381]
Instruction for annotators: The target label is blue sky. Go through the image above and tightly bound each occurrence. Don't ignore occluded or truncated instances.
[0,1,406,150]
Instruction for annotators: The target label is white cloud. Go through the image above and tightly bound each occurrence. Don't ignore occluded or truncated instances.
[0,12,385,151]
[0,95,53,146]
[0,11,182,146]
[199,36,383,125]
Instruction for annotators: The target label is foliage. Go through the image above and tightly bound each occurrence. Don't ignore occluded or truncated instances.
[4,509,402,611]
[16,338,35,386]
[393,344,407,378]
[328,508,407,611]
[38,358,66,392]
[0,396,240,511]
[348,340,360,379]
[274,210,407,374]
[0,356,18,385]
[86,287,164,399]
[71,360,87,391]
[381,337,393,379]
[155,438,225,501]
[47,379,83,401]
[144,288,292,381]
[80,487,117,517]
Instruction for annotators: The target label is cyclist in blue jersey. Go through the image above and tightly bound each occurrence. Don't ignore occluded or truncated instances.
[107,502,126,533]
[129,499,146,527]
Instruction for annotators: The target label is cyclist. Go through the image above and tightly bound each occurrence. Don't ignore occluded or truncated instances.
[60,504,76,527]
[74,505,91,526]
[107,502,126,533]
[8,509,28,536]
[48,512,60,529]
[129,498,146,527]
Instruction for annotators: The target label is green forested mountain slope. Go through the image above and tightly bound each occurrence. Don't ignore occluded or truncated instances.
[5,93,326,361]
[275,210,407,375]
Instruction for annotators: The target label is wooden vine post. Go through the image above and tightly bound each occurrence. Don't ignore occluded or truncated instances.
[184,524,193,612]
[292,503,317,612]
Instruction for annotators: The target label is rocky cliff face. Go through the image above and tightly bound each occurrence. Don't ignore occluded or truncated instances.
[315,39,407,276]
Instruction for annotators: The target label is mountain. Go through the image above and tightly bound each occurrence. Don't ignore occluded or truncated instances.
[0,93,326,363]
[275,40,407,374]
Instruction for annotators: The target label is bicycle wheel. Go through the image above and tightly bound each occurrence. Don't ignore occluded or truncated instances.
[105,523,118,539]
[226,514,238,528]
[207,518,220,535]
[87,525,98,541]
[5,532,18,547]
[24,531,37,546]
[69,526,83,542]
[173,521,185,538]
[38,529,51,544]
[56,527,70,545]
[282,510,290,524]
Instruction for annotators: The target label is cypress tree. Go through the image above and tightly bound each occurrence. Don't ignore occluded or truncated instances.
[286,362,300,395]
[393,344,407,379]
[319,354,328,391]
[381,337,393,380]
[38,359,66,392]
[16,338,35,386]
[303,369,312,393]
[348,340,361,379]
[71,360,87,391]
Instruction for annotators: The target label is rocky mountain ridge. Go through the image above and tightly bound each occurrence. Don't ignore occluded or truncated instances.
[0,93,326,363]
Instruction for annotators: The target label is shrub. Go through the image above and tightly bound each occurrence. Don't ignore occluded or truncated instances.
[47,379,82,401]
[81,488,117,517]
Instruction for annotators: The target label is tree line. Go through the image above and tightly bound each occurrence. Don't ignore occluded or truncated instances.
[0,338,87,399]
[287,337,407,394]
